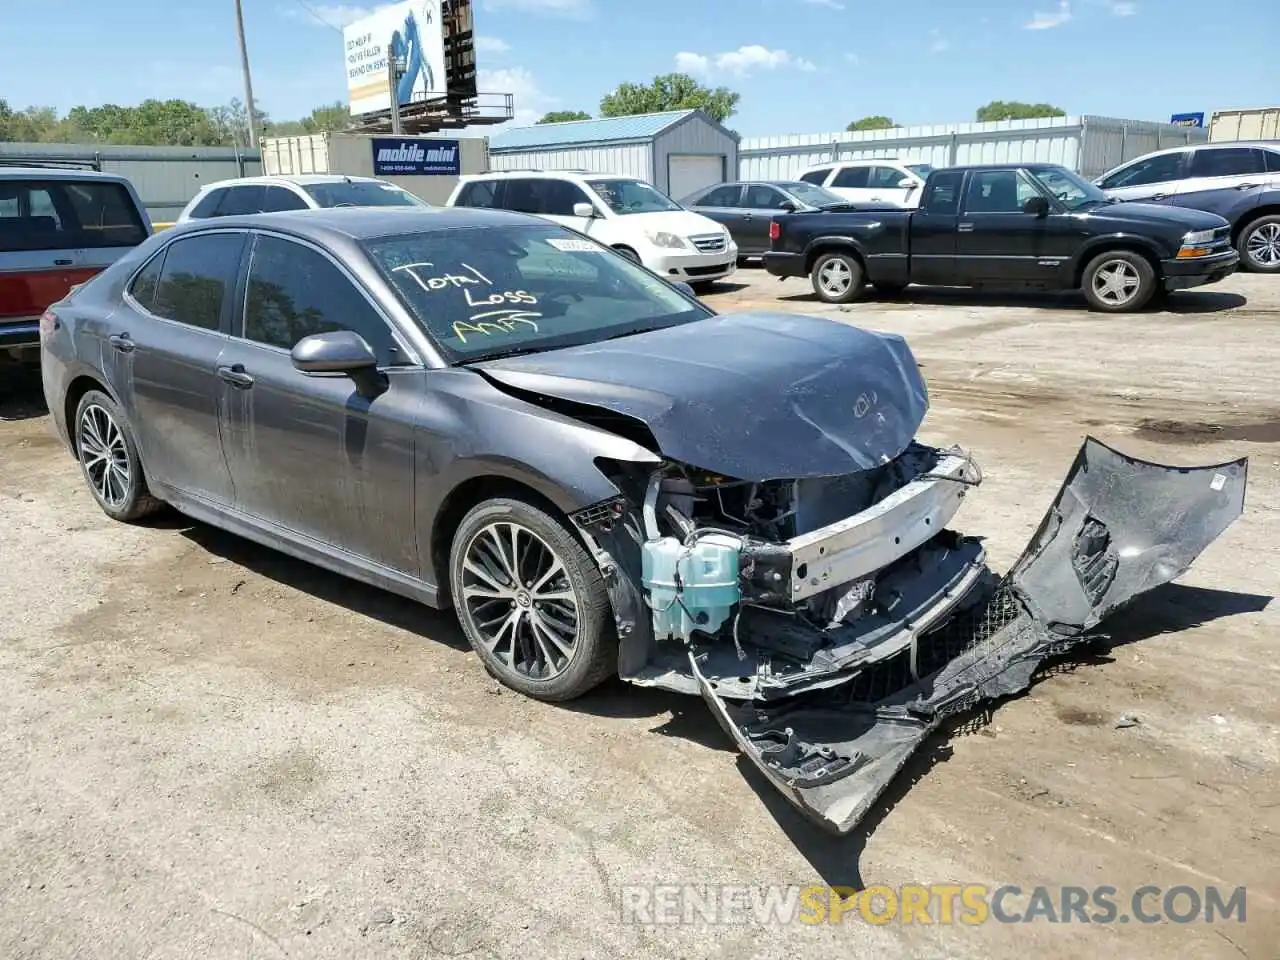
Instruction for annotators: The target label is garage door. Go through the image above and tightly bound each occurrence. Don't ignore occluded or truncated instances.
[668,155,725,202]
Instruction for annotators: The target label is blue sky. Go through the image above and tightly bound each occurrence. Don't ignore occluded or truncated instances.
[2,0,1272,137]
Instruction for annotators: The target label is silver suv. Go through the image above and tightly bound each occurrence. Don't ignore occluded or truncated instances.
[1096,142,1280,272]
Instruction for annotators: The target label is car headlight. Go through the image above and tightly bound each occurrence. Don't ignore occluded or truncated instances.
[1177,228,1219,258]
[647,231,688,249]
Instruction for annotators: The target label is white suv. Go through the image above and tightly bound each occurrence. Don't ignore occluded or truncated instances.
[177,174,427,222]
[446,171,737,288]
[796,158,936,208]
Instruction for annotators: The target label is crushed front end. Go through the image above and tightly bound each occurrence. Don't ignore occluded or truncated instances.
[577,437,1247,835]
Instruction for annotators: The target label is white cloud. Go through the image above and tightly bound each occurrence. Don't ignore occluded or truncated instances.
[675,45,816,79]
[481,0,593,17]
[475,36,511,53]
[801,0,845,9]
[477,66,556,127]
[1025,0,1072,29]
[1109,1,1136,15]
[281,3,374,27]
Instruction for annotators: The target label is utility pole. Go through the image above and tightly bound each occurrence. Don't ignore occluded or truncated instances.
[234,0,258,147]
[388,53,404,135]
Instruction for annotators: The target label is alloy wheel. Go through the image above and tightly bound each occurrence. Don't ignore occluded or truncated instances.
[78,403,131,508]
[1091,259,1142,306]
[817,258,854,298]
[460,521,580,681]
[1246,222,1280,268]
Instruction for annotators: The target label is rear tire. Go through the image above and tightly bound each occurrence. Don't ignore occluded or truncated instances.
[1237,215,1280,273]
[811,251,866,304]
[73,389,164,522]
[613,245,642,264]
[449,497,616,702]
[1081,250,1157,313]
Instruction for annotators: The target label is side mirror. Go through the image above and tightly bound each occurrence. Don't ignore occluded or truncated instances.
[291,330,378,374]
[672,281,696,298]
[778,200,798,212]
[572,202,597,218]
[1022,196,1050,217]
[897,178,917,189]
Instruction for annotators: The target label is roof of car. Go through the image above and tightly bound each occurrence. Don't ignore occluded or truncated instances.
[197,174,391,190]
[167,205,540,241]
[0,166,135,183]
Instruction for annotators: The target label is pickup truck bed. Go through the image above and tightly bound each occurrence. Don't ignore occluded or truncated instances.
[764,162,1240,312]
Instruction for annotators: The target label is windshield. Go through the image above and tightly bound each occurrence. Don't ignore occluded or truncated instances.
[1029,166,1110,210]
[780,182,848,206]
[906,164,935,179]
[586,179,682,215]
[365,223,710,362]
[301,180,427,208]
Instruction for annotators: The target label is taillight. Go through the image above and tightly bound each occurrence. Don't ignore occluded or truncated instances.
[769,221,781,242]
[39,309,58,337]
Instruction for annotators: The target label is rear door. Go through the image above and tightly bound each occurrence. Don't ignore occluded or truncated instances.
[1171,146,1272,219]
[740,184,792,254]
[0,177,149,343]
[117,230,244,505]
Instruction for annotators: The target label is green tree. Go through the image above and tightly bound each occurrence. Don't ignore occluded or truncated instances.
[975,100,1066,122]
[537,110,591,124]
[846,115,896,131]
[599,73,740,123]
[269,102,353,137]
[0,100,60,142]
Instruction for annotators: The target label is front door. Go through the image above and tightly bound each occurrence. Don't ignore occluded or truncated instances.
[117,230,244,504]
[865,164,915,208]
[954,169,1060,285]
[1097,150,1187,204]
[216,232,422,574]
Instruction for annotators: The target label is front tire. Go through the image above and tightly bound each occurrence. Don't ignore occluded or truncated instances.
[1081,250,1157,313]
[449,497,616,702]
[1238,215,1280,273]
[811,250,867,304]
[613,245,642,264]
[73,389,164,522]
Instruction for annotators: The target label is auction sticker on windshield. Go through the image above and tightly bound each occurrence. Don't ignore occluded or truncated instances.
[546,237,603,253]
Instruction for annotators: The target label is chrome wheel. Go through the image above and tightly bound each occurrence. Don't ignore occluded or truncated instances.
[460,521,580,681]
[1246,222,1280,267]
[817,258,854,298]
[78,403,131,508]
[1091,259,1141,306]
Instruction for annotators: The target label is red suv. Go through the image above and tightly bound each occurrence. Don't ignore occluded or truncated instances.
[1,166,152,363]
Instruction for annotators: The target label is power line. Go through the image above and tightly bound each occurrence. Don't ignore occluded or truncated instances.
[291,0,344,31]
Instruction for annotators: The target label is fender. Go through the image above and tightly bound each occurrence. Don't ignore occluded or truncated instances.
[1069,231,1170,278]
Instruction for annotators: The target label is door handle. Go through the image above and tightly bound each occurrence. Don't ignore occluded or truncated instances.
[1148,193,1169,200]
[108,333,135,353]
[870,196,882,201]
[742,214,753,221]
[54,258,73,266]
[1236,182,1259,190]
[217,364,255,388]
[958,222,975,232]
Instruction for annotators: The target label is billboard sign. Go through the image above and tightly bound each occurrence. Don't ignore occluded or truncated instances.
[345,1,447,117]
[1170,112,1206,128]
[371,137,461,176]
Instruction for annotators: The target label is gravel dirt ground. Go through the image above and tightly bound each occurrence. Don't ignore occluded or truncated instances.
[1,269,1277,959]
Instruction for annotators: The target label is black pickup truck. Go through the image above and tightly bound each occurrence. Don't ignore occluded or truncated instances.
[763,162,1240,312]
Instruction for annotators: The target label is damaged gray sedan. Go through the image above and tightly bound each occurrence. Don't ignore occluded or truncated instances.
[41,207,1248,835]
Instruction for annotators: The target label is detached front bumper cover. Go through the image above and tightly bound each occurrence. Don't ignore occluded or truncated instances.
[698,436,1248,835]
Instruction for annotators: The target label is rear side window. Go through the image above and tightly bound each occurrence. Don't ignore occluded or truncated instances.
[262,186,309,212]
[128,249,166,312]
[187,190,224,219]
[455,180,499,207]
[921,170,963,215]
[696,184,743,207]
[502,179,546,214]
[150,233,245,331]
[1188,147,1265,178]
[832,166,870,189]
[0,179,147,252]
[1265,149,1280,173]
[798,169,831,186]
[215,186,266,216]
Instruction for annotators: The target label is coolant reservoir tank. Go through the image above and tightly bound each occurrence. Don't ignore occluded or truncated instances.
[641,534,742,642]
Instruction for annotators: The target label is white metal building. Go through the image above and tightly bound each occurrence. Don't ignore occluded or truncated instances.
[739,115,1210,182]
[487,109,740,200]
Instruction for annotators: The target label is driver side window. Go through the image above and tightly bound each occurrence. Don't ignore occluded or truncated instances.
[1101,152,1186,189]
[241,234,412,366]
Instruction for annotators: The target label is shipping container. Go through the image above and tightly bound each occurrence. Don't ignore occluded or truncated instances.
[1208,107,1280,142]
[0,141,261,224]
[738,115,1208,182]
[260,132,490,204]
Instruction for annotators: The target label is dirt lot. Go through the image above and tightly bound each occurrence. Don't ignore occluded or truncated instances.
[2,269,1277,959]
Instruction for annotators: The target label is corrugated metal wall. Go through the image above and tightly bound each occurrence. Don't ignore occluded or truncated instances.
[739,115,1209,182]
[652,115,739,195]
[261,133,490,204]
[1209,107,1280,142]
[0,141,261,223]
[488,142,654,183]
